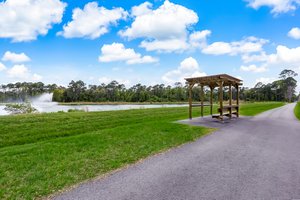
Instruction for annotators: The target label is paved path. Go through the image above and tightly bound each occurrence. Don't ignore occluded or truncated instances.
[55,103,300,200]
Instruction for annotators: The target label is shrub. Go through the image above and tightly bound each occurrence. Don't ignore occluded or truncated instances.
[67,109,85,113]
[4,102,38,115]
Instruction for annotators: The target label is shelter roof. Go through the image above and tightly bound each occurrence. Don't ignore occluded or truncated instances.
[185,74,243,87]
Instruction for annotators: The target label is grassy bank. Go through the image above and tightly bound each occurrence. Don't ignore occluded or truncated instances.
[294,102,300,120]
[0,102,284,199]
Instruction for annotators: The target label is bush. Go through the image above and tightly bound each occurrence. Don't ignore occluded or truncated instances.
[52,89,64,102]
[67,109,85,113]
[4,102,38,115]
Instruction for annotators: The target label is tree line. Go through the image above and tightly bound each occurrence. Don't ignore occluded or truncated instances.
[0,82,57,102]
[242,69,298,102]
[1,69,299,103]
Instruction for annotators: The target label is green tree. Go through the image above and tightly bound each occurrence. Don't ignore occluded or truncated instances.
[279,69,298,102]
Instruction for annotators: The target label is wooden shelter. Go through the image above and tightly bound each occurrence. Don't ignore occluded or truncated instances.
[185,74,243,121]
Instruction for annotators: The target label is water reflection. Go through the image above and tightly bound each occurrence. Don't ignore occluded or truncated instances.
[0,93,187,116]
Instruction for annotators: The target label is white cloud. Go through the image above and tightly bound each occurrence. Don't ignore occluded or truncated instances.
[202,37,268,56]
[240,44,300,90]
[240,45,300,88]
[119,1,204,52]
[0,62,6,71]
[7,64,30,79]
[242,45,300,67]
[240,64,267,73]
[98,43,158,65]
[255,77,276,84]
[6,64,42,81]
[2,51,31,63]
[0,0,66,42]
[139,30,211,52]
[58,2,127,39]
[288,27,300,39]
[131,1,153,16]
[246,0,300,14]
[120,1,198,40]
[189,30,212,49]
[241,52,269,63]
[99,76,130,86]
[162,57,206,85]
[140,38,189,52]
[269,45,300,65]
[202,42,232,55]
[32,73,43,81]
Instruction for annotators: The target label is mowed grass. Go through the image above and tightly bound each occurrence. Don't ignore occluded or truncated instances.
[294,102,300,120]
[0,102,284,199]
[239,101,285,116]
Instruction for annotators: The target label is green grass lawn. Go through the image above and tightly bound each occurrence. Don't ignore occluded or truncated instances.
[0,102,284,199]
[239,101,285,116]
[294,102,300,120]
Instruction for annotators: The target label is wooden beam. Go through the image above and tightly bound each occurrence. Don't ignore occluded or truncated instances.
[188,85,193,120]
[200,85,204,117]
[210,86,214,115]
[219,81,224,121]
[236,84,240,118]
[229,84,232,118]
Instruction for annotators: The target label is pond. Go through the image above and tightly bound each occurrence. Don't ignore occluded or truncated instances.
[0,94,187,116]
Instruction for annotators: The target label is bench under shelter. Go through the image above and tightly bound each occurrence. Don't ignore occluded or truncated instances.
[185,74,243,121]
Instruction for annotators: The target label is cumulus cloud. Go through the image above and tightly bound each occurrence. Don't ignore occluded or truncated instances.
[0,62,6,71]
[202,36,268,56]
[189,30,212,49]
[7,64,30,79]
[162,57,206,85]
[131,1,153,16]
[140,38,189,52]
[119,1,207,52]
[6,64,42,81]
[202,42,232,55]
[240,64,267,73]
[0,0,66,42]
[288,27,300,39]
[240,45,300,76]
[58,2,127,39]
[2,51,31,63]
[255,77,276,84]
[246,0,300,14]
[98,43,158,65]
[267,45,300,65]
[241,52,269,63]
[120,1,198,40]
[244,45,300,66]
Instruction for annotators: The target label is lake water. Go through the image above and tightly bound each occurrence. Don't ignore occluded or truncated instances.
[0,93,187,116]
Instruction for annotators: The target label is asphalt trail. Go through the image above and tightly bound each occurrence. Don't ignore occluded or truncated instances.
[55,103,300,200]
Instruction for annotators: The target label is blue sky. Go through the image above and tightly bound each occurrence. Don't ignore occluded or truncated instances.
[1,0,300,90]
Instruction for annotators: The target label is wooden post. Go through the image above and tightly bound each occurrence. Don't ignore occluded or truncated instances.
[219,81,224,121]
[188,84,193,120]
[210,86,214,115]
[229,84,232,118]
[200,85,204,117]
[236,84,240,117]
